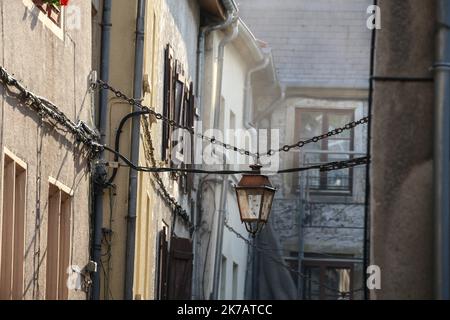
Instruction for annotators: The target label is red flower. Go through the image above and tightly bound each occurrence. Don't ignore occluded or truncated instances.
[60,0,69,6]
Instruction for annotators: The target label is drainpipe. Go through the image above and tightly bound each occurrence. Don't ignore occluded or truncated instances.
[196,0,239,115]
[124,0,146,300]
[92,0,112,300]
[244,55,270,130]
[434,0,450,300]
[211,21,239,300]
[194,3,237,298]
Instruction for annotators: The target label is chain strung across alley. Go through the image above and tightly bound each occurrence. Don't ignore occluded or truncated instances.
[96,79,371,161]
[0,67,371,176]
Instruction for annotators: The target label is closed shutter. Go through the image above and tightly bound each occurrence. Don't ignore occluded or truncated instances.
[186,82,195,193]
[166,236,193,300]
[156,228,168,300]
[162,45,174,161]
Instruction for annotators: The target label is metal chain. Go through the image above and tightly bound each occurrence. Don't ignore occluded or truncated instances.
[319,156,370,172]
[98,80,370,160]
[224,220,364,297]
[0,67,101,157]
[97,79,260,159]
[141,116,192,226]
[264,116,370,157]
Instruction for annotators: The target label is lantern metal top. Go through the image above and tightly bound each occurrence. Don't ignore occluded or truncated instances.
[234,164,277,237]
[236,164,275,190]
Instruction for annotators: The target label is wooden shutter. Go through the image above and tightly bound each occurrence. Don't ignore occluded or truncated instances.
[162,45,174,161]
[157,227,168,300]
[186,82,195,193]
[166,236,193,300]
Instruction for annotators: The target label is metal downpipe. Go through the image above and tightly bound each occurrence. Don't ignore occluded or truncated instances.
[211,22,239,300]
[434,0,450,300]
[124,0,146,300]
[196,0,238,115]
[91,0,112,300]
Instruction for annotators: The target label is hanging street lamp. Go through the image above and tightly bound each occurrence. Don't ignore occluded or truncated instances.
[235,164,277,237]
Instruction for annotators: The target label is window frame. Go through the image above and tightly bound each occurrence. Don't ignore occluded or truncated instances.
[23,0,65,40]
[295,108,355,195]
[45,177,73,300]
[31,0,63,27]
[302,259,354,300]
[0,148,27,300]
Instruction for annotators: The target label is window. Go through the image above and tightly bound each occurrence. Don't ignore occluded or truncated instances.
[0,150,27,300]
[162,44,195,194]
[46,178,72,300]
[232,262,238,300]
[302,260,354,300]
[296,109,354,193]
[32,0,63,27]
[156,227,168,300]
[220,256,227,299]
[161,44,195,165]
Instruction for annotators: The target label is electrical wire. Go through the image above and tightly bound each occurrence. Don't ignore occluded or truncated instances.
[101,144,369,175]
[2,66,369,298]
[0,66,101,157]
[223,220,364,297]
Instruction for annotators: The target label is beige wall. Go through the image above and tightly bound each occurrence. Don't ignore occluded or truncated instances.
[0,0,93,299]
[100,0,199,300]
[98,0,137,300]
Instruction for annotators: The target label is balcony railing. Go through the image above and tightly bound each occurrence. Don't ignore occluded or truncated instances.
[298,150,366,197]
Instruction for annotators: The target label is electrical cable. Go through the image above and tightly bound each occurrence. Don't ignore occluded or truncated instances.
[0,66,101,157]
[101,144,369,175]
[224,220,364,297]
[2,66,370,298]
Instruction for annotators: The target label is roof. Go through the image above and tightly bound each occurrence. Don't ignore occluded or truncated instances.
[197,0,227,21]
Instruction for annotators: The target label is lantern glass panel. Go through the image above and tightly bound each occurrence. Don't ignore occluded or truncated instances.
[236,188,265,222]
[261,189,275,222]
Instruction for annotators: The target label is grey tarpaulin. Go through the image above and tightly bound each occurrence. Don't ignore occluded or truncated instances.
[245,223,297,299]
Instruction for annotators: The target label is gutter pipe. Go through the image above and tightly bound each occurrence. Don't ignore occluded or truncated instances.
[194,0,238,300]
[124,0,146,300]
[434,0,450,300]
[92,0,112,300]
[211,21,239,300]
[243,55,270,130]
[196,6,238,115]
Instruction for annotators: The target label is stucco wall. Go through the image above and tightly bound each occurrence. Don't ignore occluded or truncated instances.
[198,30,252,300]
[0,0,92,299]
[100,0,200,300]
